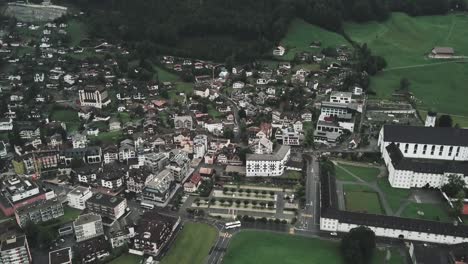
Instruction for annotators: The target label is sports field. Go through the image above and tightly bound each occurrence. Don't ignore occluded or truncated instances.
[280,18,348,61]
[223,231,404,264]
[401,202,454,222]
[335,163,380,183]
[160,222,217,264]
[344,185,384,215]
[344,13,468,116]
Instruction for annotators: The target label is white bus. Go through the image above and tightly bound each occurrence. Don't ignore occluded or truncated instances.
[140,202,154,210]
[225,221,241,229]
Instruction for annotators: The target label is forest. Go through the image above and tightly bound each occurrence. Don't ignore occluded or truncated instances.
[51,0,461,61]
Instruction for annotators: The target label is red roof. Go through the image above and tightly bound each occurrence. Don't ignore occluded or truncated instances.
[190,173,202,185]
[199,167,214,175]
[463,204,468,215]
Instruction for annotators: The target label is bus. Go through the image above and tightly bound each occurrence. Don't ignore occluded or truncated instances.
[140,202,155,210]
[225,221,241,229]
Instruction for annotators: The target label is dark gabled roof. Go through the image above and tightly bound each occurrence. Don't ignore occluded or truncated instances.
[320,172,468,238]
[383,125,468,146]
[386,143,468,175]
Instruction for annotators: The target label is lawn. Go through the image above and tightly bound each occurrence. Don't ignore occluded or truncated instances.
[155,66,181,82]
[281,171,303,180]
[377,178,411,213]
[344,12,468,116]
[67,19,88,46]
[109,254,142,264]
[223,231,400,264]
[401,202,454,222]
[89,131,123,144]
[280,18,348,61]
[335,163,380,183]
[160,222,217,264]
[207,104,222,119]
[50,109,81,132]
[344,185,384,215]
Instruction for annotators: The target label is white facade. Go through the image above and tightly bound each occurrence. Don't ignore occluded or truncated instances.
[246,145,290,177]
[67,186,92,210]
[0,119,13,131]
[320,217,468,245]
[73,214,104,242]
[78,87,111,109]
[329,91,351,104]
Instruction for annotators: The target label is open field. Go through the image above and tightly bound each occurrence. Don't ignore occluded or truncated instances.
[67,19,88,46]
[160,223,217,264]
[377,178,411,213]
[280,18,348,61]
[335,163,380,182]
[401,202,454,222]
[419,109,468,128]
[89,131,123,144]
[344,185,384,215]
[223,231,404,264]
[344,13,468,116]
[50,109,81,132]
[155,66,181,82]
[108,254,142,264]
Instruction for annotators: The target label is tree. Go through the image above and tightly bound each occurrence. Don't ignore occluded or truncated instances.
[453,190,465,216]
[223,129,235,140]
[438,114,453,127]
[238,109,247,119]
[442,174,465,197]
[399,77,410,91]
[304,126,315,147]
[341,226,376,264]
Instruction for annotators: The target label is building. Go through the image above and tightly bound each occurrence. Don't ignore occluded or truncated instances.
[0,176,46,217]
[320,172,468,244]
[127,166,155,193]
[379,125,468,189]
[85,193,127,220]
[183,173,202,193]
[166,152,190,182]
[99,165,126,191]
[73,214,104,242]
[119,139,136,161]
[14,199,64,228]
[49,247,72,264]
[109,230,129,249]
[76,236,110,263]
[246,145,291,177]
[78,85,111,109]
[5,1,67,22]
[131,211,180,256]
[431,47,454,59]
[273,46,285,56]
[0,118,13,131]
[425,111,437,127]
[143,152,168,173]
[71,133,87,149]
[281,127,302,146]
[0,235,32,264]
[193,135,208,159]
[67,186,92,210]
[174,116,193,130]
[141,169,176,205]
[0,141,7,159]
[329,91,352,104]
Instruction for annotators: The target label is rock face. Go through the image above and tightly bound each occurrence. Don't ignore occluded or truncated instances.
[4,1,67,22]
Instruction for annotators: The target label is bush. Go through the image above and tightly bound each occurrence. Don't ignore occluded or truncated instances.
[269,191,274,196]
[281,220,288,224]
[274,218,281,224]
[252,201,258,206]
[223,187,228,194]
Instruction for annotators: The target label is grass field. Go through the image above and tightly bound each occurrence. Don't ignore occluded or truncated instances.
[223,231,403,264]
[335,163,380,182]
[401,202,454,222]
[89,131,123,144]
[155,66,181,82]
[160,223,217,264]
[377,178,411,213]
[344,13,468,116]
[280,18,348,61]
[50,109,81,132]
[344,185,384,215]
[109,254,142,264]
[67,19,88,46]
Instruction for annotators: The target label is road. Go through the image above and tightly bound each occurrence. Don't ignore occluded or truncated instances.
[301,154,321,231]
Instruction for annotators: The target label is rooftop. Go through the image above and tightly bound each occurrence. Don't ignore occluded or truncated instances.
[247,145,290,161]
[49,247,72,264]
[382,124,468,146]
[87,193,125,208]
[74,213,101,226]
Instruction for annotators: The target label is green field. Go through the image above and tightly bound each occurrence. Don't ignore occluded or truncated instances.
[223,231,403,264]
[67,19,88,46]
[109,254,142,264]
[50,109,81,132]
[335,163,380,182]
[344,13,468,116]
[401,202,454,222]
[377,178,411,213]
[280,18,348,60]
[344,185,384,215]
[89,131,123,144]
[160,223,217,264]
[155,66,181,82]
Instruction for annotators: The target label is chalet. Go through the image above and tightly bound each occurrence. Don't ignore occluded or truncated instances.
[431,47,454,59]
[273,46,286,56]
[183,173,202,193]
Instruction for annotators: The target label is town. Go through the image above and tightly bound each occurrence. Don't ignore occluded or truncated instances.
[0,1,468,264]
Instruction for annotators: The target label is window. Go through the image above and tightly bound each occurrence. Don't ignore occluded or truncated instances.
[449,146,453,156]
[456,146,460,157]
[423,145,427,154]
[439,146,444,156]
[404,143,409,154]
[431,145,435,155]
[413,144,418,154]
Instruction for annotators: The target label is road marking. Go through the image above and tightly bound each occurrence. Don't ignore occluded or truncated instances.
[302,214,313,217]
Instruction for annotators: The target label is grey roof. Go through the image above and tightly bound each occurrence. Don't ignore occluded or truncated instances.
[432,47,454,54]
[87,193,125,208]
[247,145,290,161]
[383,125,468,146]
[49,247,72,264]
[74,213,101,226]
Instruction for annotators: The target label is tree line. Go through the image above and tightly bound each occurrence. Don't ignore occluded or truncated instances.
[55,0,458,61]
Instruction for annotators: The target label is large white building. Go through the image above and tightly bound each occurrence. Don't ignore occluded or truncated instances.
[319,173,468,244]
[246,145,291,177]
[78,85,111,109]
[379,125,468,189]
[0,235,32,264]
[193,135,208,159]
[67,186,92,210]
[73,213,104,242]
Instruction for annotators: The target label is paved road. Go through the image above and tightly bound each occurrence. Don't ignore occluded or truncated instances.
[302,154,320,231]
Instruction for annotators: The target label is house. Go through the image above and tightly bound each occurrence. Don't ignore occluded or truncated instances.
[246,145,291,177]
[109,118,121,131]
[0,141,7,158]
[78,85,111,109]
[281,127,302,146]
[85,193,127,220]
[141,169,176,205]
[119,139,135,161]
[174,115,193,130]
[232,81,245,89]
[103,144,118,164]
[194,87,210,98]
[183,173,202,193]
[273,46,286,56]
[431,47,454,59]
[166,151,190,182]
[127,166,155,193]
[330,91,352,104]
[76,236,110,263]
[193,135,208,159]
[71,132,87,149]
[131,211,180,256]
[0,118,13,131]
[48,247,72,264]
